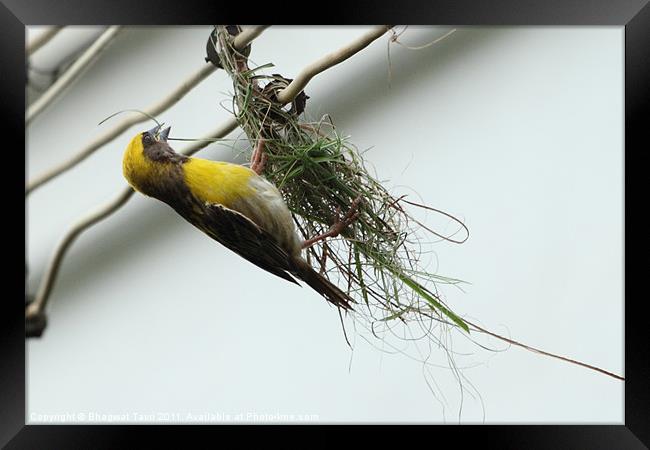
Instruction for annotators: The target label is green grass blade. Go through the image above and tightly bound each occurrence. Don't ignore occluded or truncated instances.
[353,245,370,306]
[397,274,469,333]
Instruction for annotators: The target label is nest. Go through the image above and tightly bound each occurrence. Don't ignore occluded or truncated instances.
[213,27,470,342]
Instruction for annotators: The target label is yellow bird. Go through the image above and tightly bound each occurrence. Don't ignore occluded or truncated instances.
[122,124,357,310]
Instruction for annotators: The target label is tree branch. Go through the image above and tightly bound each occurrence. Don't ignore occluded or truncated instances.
[233,25,270,49]
[276,25,392,104]
[26,26,64,55]
[27,26,123,125]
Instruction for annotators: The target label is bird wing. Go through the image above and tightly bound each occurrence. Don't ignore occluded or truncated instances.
[200,202,299,285]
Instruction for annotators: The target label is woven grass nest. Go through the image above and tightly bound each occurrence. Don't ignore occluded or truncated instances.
[213,27,470,348]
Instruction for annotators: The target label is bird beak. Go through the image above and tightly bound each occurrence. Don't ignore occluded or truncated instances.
[159,126,171,142]
[146,124,162,137]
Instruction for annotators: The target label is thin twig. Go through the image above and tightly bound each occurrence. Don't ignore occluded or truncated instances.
[391,28,457,50]
[465,319,625,381]
[26,118,239,321]
[26,25,270,196]
[27,26,123,125]
[276,25,392,104]
[26,26,64,55]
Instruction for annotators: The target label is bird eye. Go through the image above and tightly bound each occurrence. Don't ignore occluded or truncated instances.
[143,133,152,144]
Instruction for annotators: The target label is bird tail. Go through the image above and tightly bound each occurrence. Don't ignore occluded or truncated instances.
[291,257,354,311]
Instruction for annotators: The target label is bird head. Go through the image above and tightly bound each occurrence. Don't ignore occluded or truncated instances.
[122,124,178,195]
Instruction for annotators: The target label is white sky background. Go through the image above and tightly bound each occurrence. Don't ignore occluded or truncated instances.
[26,26,623,423]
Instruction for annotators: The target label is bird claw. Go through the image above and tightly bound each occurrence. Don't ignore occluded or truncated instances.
[301,196,362,249]
[329,207,360,237]
[250,138,267,175]
[336,196,361,227]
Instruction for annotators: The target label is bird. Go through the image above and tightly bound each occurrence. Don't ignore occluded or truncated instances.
[122,124,359,311]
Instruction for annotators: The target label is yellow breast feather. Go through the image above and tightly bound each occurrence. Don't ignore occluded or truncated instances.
[183,158,255,207]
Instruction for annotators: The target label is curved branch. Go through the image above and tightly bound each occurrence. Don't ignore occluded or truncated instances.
[27,26,64,55]
[233,25,270,49]
[26,63,215,195]
[27,26,123,124]
[26,187,135,320]
[276,25,392,104]
[26,117,239,321]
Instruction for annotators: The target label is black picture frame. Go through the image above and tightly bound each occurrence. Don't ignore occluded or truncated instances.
[4,0,648,447]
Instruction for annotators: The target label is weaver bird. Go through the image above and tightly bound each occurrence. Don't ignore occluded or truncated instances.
[122,124,359,310]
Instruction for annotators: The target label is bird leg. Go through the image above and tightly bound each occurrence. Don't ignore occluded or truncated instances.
[301,197,362,249]
[250,138,268,175]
